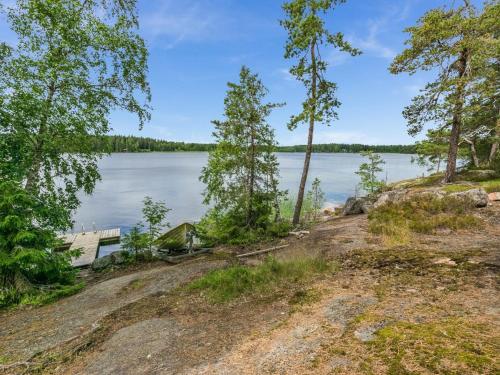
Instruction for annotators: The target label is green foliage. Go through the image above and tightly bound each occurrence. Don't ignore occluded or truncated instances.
[196,209,292,246]
[120,224,149,256]
[0,0,151,231]
[0,181,78,307]
[279,186,322,224]
[121,197,170,255]
[479,178,500,193]
[412,129,449,173]
[188,256,331,303]
[142,196,170,251]
[281,0,360,224]
[368,195,483,243]
[306,178,325,221]
[356,151,386,195]
[281,0,360,131]
[390,1,499,181]
[199,67,285,244]
[89,135,417,154]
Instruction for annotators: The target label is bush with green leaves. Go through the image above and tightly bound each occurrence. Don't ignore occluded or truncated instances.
[0,181,79,307]
[121,197,170,257]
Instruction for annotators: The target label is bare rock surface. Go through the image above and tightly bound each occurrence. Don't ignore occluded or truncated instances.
[0,258,225,362]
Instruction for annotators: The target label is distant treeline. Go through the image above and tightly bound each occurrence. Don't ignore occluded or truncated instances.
[91,135,416,154]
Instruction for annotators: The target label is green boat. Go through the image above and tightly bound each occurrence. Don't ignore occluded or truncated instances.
[155,222,196,250]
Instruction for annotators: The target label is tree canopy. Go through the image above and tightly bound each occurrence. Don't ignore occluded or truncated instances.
[0,0,151,230]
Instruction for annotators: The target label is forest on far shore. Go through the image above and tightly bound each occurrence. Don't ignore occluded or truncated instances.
[90,135,417,154]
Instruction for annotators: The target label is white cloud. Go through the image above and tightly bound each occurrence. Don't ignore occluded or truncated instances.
[278,68,295,82]
[141,0,221,47]
[348,0,414,61]
[350,20,396,60]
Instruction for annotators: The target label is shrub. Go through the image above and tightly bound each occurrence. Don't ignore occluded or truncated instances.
[0,181,79,308]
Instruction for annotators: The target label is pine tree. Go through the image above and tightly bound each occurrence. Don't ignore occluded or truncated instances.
[281,0,360,225]
[390,0,498,182]
[356,151,385,195]
[200,66,284,241]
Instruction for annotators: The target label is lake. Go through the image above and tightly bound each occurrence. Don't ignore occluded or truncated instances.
[71,152,426,256]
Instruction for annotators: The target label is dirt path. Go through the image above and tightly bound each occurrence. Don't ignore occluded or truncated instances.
[1,205,499,374]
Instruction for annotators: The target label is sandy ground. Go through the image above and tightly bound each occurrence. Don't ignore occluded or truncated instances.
[1,203,499,374]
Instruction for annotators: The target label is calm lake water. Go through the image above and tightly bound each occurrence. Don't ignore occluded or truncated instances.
[71,152,426,256]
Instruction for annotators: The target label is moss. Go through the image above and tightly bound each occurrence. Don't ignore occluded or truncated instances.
[188,256,333,303]
[370,318,498,374]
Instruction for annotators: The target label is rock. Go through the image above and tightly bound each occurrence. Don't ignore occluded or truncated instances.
[343,197,373,215]
[354,321,387,342]
[374,186,488,208]
[324,295,377,331]
[110,250,128,265]
[433,258,456,266]
[450,188,488,207]
[91,255,112,271]
[373,189,408,208]
[323,202,341,215]
[488,192,500,201]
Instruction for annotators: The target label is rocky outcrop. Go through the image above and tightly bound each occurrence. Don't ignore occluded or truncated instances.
[449,188,489,207]
[92,250,130,271]
[343,197,374,215]
[372,186,488,209]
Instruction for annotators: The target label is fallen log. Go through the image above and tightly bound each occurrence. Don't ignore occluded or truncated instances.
[236,244,290,258]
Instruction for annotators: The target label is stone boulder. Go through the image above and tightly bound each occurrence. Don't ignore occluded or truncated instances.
[343,197,373,215]
[91,250,130,270]
[91,255,112,271]
[373,186,488,209]
[373,189,408,209]
[449,188,488,208]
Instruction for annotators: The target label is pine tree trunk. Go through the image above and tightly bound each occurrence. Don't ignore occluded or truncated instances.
[444,51,467,183]
[293,40,316,226]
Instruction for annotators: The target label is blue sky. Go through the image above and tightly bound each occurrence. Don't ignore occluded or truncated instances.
[1,0,483,145]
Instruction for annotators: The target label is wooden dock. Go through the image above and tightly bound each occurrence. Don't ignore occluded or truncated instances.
[60,228,120,267]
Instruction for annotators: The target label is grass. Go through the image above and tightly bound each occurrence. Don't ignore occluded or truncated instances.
[479,178,500,193]
[441,184,475,193]
[188,256,333,303]
[370,318,498,374]
[368,195,483,244]
[18,283,85,307]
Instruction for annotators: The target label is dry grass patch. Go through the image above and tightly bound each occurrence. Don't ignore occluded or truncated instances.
[368,195,483,245]
[369,318,499,375]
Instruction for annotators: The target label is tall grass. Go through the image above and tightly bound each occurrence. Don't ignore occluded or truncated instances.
[188,256,332,303]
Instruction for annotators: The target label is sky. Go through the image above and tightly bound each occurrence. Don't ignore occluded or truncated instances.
[0,0,483,145]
